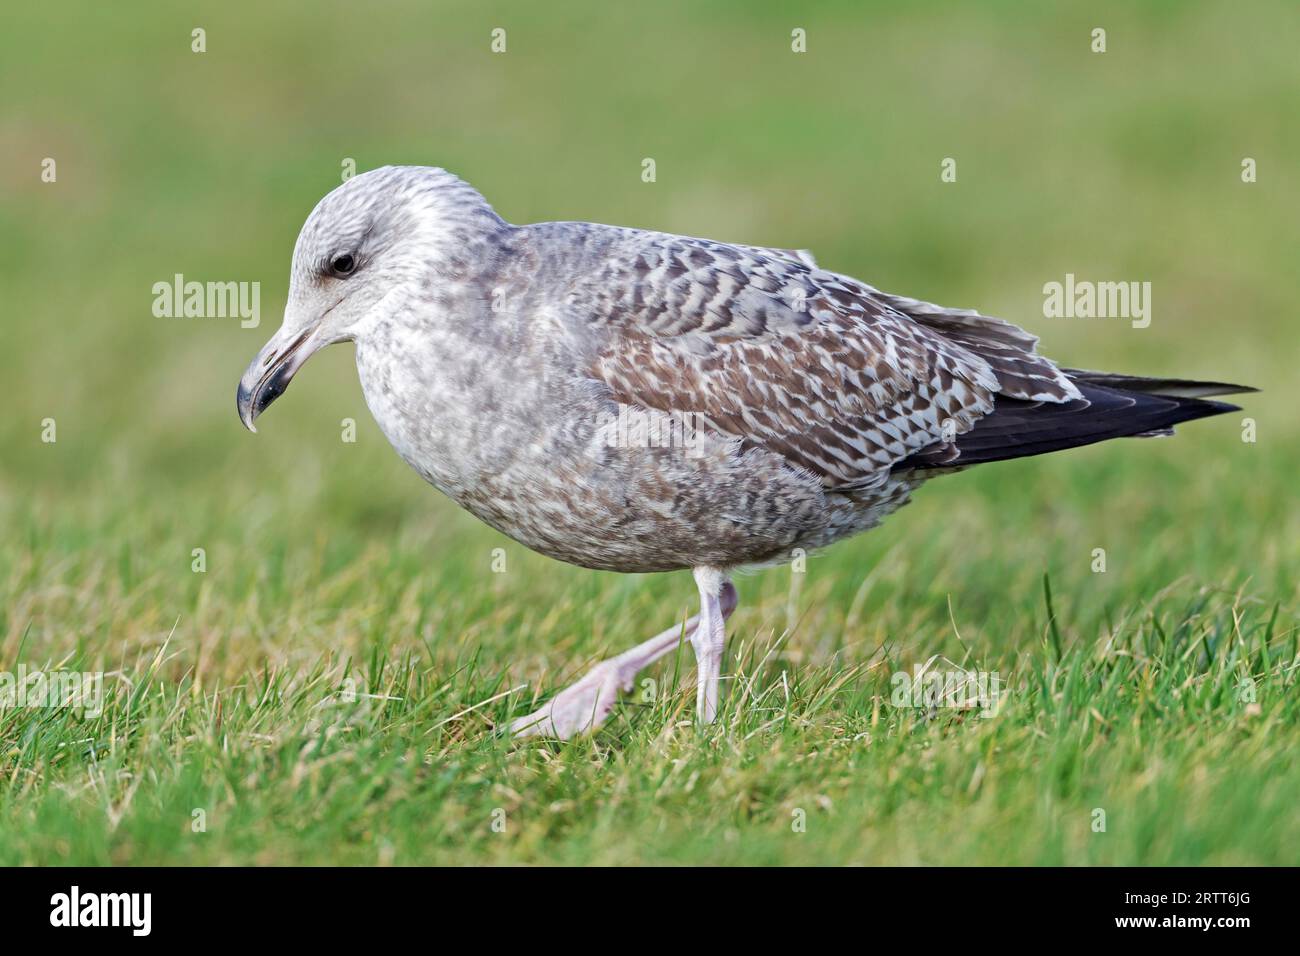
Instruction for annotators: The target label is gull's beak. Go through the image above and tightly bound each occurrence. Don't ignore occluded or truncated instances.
[236,324,324,432]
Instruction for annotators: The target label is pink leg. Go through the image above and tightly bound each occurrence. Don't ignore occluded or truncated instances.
[690,568,736,724]
[511,579,738,739]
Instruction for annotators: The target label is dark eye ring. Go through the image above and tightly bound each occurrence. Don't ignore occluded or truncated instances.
[329,253,357,277]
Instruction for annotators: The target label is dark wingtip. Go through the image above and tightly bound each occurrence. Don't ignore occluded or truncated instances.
[1169,396,1242,423]
[1202,399,1243,414]
[898,383,1246,471]
[1059,368,1258,399]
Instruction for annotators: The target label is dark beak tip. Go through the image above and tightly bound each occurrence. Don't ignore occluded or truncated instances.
[236,381,260,433]
[239,329,309,433]
[238,361,295,433]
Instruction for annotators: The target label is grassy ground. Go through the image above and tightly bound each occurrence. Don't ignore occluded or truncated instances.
[2,1,1297,865]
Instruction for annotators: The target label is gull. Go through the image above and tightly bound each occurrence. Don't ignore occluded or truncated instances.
[237,166,1251,739]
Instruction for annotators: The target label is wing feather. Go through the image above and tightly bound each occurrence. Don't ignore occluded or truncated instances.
[558,229,1071,489]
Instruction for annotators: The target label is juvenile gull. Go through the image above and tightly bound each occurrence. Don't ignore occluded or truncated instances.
[237,165,1251,739]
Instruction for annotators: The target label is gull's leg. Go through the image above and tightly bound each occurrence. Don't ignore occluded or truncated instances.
[690,567,736,725]
[510,582,738,740]
[511,616,696,740]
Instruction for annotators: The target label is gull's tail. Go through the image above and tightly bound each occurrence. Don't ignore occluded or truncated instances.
[899,370,1255,469]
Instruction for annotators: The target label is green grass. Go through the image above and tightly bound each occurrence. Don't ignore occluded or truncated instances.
[2,543,1295,865]
[2,0,1298,865]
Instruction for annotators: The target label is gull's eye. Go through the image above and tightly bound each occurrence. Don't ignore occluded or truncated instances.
[328,253,357,277]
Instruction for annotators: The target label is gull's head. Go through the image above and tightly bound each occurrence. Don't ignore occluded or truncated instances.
[236,165,501,431]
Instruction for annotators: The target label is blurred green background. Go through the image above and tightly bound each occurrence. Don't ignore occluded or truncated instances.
[0,1,1296,865]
